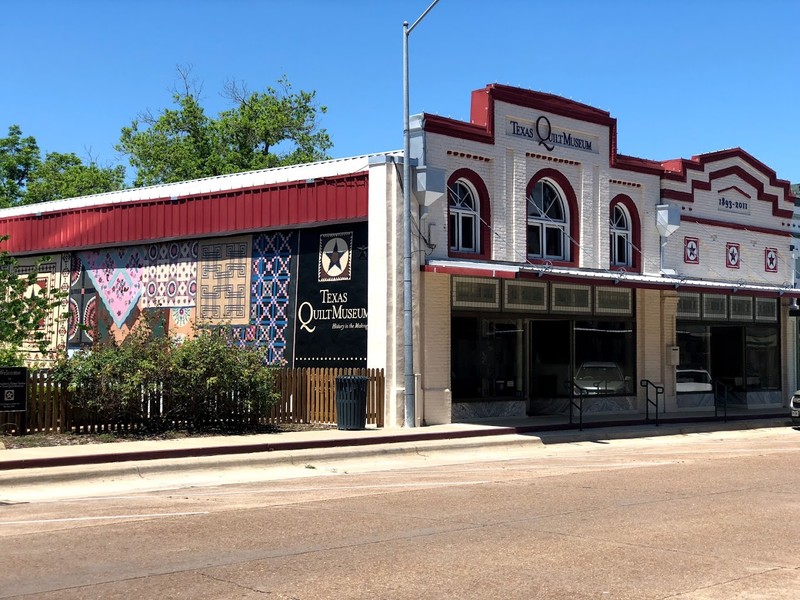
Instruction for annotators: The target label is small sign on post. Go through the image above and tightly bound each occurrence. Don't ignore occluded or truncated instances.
[0,367,27,412]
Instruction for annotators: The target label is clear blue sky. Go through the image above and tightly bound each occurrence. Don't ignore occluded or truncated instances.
[4,0,799,184]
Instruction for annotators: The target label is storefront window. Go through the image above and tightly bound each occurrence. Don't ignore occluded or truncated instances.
[573,321,635,395]
[451,316,521,399]
[745,325,780,390]
[676,322,779,392]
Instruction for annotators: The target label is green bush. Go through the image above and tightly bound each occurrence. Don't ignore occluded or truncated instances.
[51,318,279,432]
[168,328,279,430]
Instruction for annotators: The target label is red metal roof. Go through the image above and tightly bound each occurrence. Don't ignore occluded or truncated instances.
[0,173,368,255]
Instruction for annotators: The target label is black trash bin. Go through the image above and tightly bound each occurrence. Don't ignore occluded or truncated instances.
[335,375,368,430]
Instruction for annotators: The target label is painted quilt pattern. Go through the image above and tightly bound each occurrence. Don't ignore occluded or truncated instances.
[78,247,145,329]
[16,255,68,359]
[197,236,252,325]
[140,241,199,309]
[231,232,296,365]
[68,254,98,348]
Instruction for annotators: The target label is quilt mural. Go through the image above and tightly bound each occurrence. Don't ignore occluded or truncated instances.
[23,224,367,368]
[68,254,99,349]
[140,241,199,309]
[78,247,146,329]
[197,236,252,325]
[230,231,298,365]
[17,254,69,362]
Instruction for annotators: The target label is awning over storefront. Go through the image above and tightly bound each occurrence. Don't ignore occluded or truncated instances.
[423,259,800,298]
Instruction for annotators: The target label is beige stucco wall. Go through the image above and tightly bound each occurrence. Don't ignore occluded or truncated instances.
[419,271,452,424]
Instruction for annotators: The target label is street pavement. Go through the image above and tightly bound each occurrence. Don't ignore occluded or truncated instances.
[2,422,799,599]
[0,416,793,501]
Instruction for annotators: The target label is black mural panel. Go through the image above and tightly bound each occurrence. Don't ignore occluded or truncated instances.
[293,222,368,367]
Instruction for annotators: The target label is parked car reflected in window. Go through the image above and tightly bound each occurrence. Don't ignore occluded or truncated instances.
[676,367,712,393]
[789,389,800,425]
[573,361,631,395]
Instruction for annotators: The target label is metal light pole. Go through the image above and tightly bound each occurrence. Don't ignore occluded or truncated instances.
[403,0,439,428]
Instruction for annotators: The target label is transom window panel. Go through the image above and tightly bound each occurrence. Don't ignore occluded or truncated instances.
[452,276,500,309]
[527,180,568,261]
[448,181,479,253]
[609,204,631,267]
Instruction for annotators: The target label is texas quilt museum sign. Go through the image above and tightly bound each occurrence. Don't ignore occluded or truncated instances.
[0,367,27,412]
[507,115,598,154]
[294,223,368,368]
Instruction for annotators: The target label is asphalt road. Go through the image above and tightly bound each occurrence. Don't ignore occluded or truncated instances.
[3,427,799,599]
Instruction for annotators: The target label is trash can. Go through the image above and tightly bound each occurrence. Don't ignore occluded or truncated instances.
[335,375,368,430]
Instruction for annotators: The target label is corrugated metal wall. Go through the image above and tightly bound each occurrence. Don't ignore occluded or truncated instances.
[0,173,368,254]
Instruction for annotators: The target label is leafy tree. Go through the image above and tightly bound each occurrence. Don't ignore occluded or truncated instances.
[24,152,126,205]
[0,125,40,207]
[0,125,125,208]
[117,69,332,187]
[0,237,65,365]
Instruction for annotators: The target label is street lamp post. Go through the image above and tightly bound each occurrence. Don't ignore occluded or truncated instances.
[402,0,439,428]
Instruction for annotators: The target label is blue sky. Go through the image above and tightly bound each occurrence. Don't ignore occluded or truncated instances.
[4,0,799,184]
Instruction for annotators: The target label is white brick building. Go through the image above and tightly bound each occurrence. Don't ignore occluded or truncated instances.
[404,84,797,425]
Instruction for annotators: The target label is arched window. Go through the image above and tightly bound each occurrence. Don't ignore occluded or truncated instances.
[609,203,631,267]
[449,180,479,253]
[447,169,490,259]
[527,180,568,260]
[609,194,641,272]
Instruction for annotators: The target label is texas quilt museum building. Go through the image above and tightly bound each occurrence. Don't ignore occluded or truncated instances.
[0,83,797,427]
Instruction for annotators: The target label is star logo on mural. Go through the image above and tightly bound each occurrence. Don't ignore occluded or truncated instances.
[325,240,344,271]
[319,232,353,282]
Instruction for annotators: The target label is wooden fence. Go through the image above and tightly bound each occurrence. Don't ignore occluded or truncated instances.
[1,367,385,435]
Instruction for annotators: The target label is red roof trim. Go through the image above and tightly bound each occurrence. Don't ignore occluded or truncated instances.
[424,114,494,145]
[661,163,794,219]
[422,83,663,177]
[661,148,796,204]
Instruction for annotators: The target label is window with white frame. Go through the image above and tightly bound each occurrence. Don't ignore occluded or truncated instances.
[527,180,568,260]
[609,203,631,267]
[448,180,480,253]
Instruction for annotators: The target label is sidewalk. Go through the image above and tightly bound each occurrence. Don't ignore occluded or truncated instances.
[0,412,792,472]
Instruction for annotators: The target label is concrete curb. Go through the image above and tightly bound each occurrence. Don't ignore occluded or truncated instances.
[0,416,791,479]
[0,426,525,471]
[0,434,543,488]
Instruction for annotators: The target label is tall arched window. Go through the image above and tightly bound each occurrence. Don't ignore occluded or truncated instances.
[527,180,568,260]
[609,203,631,267]
[609,194,641,272]
[449,180,479,253]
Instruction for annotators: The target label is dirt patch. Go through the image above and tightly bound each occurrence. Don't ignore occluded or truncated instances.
[1,423,337,450]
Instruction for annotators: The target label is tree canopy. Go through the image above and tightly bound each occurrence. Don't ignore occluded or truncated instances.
[1,70,332,204]
[116,73,333,187]
[0,125,125,209]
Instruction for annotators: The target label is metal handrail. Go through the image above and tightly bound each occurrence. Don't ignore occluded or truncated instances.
[569,384,589,431]
[713,379,729,422]
[640,379,663,426]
